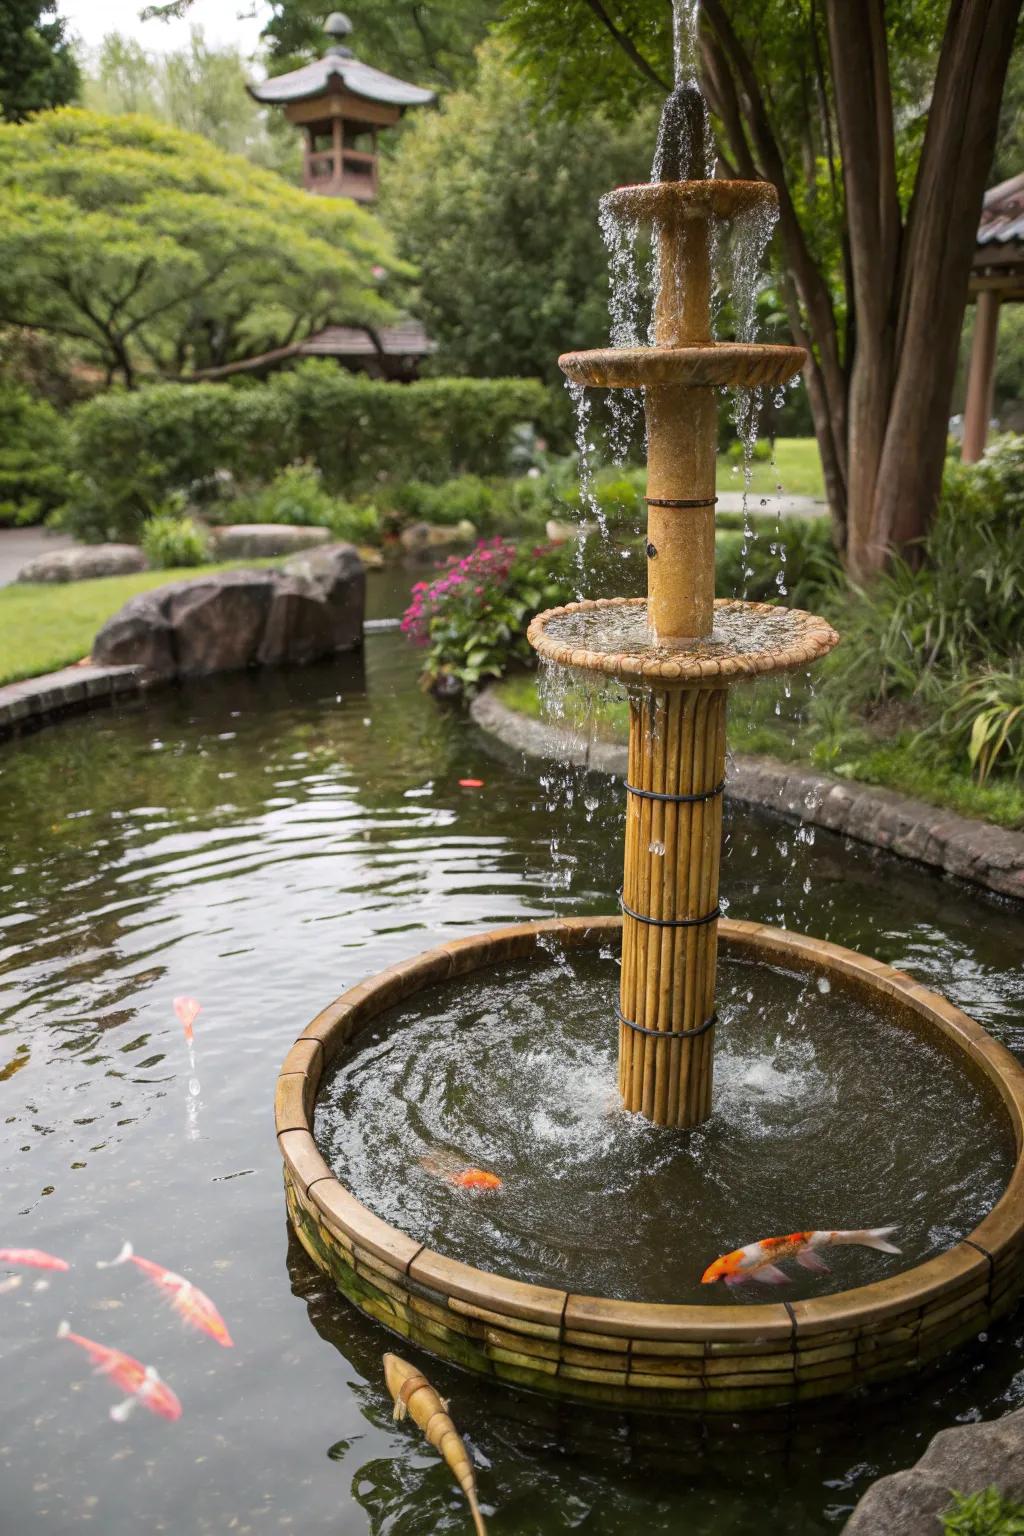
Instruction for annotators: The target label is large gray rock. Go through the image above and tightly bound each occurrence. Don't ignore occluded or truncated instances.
[17,544,148,583]
[845,1408,1024,1533]
[92,547,363,679]
[211,524,330,558]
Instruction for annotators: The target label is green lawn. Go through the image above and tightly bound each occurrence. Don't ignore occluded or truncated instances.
[493,672,1024,831]
[0,560,283,686]
[716,437,825,499]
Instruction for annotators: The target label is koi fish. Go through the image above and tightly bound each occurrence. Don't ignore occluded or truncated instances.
[384,1353,488,1536]
[173,997,201,1044]
[0,1248,69,1272]
[702,1227,901,1287]
[419,1156,501,1192]
[57,1321,182,1422]
[458,779,484,789]
[97,1242,233,1348]
[0,1275,22,1295]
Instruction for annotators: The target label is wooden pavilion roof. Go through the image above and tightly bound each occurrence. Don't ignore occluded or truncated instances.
[971,171,1024,298]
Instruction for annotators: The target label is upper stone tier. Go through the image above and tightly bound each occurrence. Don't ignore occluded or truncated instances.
[559,178,804,392]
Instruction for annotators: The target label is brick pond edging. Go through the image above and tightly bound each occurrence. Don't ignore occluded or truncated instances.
[470,688,1024,903]
[277,915,1024,1414]
[0,663,153,740]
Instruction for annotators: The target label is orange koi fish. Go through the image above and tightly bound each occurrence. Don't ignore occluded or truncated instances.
[419,1156,502,1192]
[458,779,485,789]
[702,1227,900,1287]
[173,996,201,1044]
[0,1247,69,1272]
[98,1242,233,1348]
[57,1321,182,1422]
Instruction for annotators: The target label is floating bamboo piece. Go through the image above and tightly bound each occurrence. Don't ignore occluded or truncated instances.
[383,1352,488,1536]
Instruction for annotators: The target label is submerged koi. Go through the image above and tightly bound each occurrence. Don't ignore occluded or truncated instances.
[419,1156,501,1192]
[0,1275,22,1295]
[384,1352,488,1536]
[97,1242,233,1347]
[173,996,201,1044]
[702,1227,901,1287]
[57,1321,182,1421]
[458,779,484,789]
[0,1248,69,1272]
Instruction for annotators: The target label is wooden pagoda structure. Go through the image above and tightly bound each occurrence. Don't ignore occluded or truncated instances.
[963,172,1024,461]
[248,11,434,202]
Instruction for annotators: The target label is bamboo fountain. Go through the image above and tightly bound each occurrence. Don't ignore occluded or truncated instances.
[276,68,1024,1417]
[528,83,837,1126]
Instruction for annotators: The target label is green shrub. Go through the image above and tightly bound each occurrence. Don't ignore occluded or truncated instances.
[941,667,1024,783]
[0,383,70,526]
[62,363,548,543]
[941,1486,1024,1535]
[232,464,381,544]
[715,516,840,610]
[140,509,210,568]
[388,475,498,529]
[726,436,773,467]
[401,537,576,692]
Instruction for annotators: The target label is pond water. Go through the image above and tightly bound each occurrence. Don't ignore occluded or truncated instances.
[1,568,1023,1535]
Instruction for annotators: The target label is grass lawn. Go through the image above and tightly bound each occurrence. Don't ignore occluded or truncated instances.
[0,560,284,686]
[716,437,825,500]
[493,672,1024,831]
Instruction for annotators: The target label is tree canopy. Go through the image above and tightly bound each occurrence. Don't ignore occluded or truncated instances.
[0,0,79,122]
[381,41,653,385]
[83,29,299,179]
[0,109,405,386]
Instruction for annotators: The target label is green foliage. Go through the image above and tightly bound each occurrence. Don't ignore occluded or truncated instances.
[401,537,576,691]
[260,0,497,92]
[83,29,300,179]
[943,668,1024,784]
[380,40,654,384]
[0,109,402,384]
[0,0,79,122]
[61,364,548,542]
[140,506,210,568]
[0,380,69,525]
[234,463,380,544]
[715,517,840,611]
[941,1486,1024,1535]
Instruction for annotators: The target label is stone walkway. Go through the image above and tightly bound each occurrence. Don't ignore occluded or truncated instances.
[0,527,76,586]
[471,688,1024,903]
[715,491,826,518]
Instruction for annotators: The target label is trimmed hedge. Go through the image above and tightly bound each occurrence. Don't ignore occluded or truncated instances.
[63,362,548,543]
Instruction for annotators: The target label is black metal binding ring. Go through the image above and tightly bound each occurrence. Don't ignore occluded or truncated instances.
[624,778,726,804]
[619,892,721,929]
[644,496,719,508]
[614,1001,718,1039]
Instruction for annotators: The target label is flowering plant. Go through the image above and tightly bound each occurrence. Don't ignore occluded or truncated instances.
[401,536,576,693]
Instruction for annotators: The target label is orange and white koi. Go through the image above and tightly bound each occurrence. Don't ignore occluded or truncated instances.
[701,1227,900,1287]
[57,1321,182,1422]
[0,1247,69,1272]
[173,996,201,1044]
[419,1156,502,1192]
[98,1242,233,1347]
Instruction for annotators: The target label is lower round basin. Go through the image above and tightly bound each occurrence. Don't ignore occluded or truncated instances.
[276,916,1024,1412]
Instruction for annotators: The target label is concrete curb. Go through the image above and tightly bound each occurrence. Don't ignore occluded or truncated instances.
[470,687,1024,903]
[0,664,154,739]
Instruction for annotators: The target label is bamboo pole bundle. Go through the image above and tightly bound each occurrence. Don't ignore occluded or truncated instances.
[617,684,727,1127]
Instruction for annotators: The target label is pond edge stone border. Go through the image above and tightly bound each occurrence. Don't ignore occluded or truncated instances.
[0,663,154,739]
[278,915,1024,1414]
[470,687,1024,903]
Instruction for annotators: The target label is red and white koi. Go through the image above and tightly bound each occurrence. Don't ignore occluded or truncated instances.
[0,1247,69,1272]
[98,1242,233,1348]
[57,1321,182,1422]
[701,1227,901,1287]
[173,996,201,1044]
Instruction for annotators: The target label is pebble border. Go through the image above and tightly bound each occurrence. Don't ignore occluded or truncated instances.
[470,689,1024,904]
[277,915,1024,1413]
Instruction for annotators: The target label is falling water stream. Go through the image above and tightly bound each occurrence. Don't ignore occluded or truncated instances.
[1,569,1022,1533]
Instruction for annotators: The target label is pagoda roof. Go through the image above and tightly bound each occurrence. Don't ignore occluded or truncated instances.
[971,171,1024,298]
[248,52,434,109]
